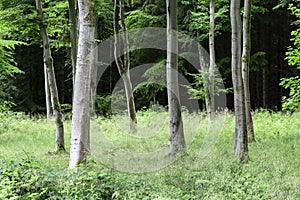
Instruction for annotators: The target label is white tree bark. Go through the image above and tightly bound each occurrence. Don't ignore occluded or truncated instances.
[114,0,137,131]
[69,0,96,168]
[230,0,249,162]
[90,18,98,118]
[242,0,255,141]
[208,0,215,122]
[166,0,186,154]
[44,64,52,119]
[36,0,65,152]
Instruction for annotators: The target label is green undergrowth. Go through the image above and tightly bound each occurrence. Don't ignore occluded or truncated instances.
[0,110,299,199]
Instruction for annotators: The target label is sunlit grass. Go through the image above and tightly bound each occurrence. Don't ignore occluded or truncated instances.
[0,110,300,199]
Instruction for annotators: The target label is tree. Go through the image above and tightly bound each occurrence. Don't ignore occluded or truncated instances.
[208,0,215,121]
[230,0,249,162]
[166,0,186,154]
[44,65,52,119]
[113,0,137,131]
[68,0,78,91]
[242,0,255,141]
[35,0,65,152]
[69,0,96,168]
[183,0,229,121]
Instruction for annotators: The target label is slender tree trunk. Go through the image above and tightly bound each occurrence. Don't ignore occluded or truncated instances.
[113,0,137,131]
[166,0,186,154]
[230,0,249,162]
[44,64,52,119]
[68,0,78,92]
[36,0,65,152]
[194,0,215,122]
[242,0,255,142]
[69,0,96,168]
[90,18,98,118]
[197,42,211,118]
[262,66,267,108]
[208,0,215,122]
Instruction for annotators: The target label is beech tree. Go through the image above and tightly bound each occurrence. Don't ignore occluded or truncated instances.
[44,63,52,119]
[230,0,249,162]
[166,0,186,154]
[242,0,255,141]
[35,0,65,152]
[68,0,78,90]
[208,0,216,121]
[113,0,137,131]
[69,0,96,168]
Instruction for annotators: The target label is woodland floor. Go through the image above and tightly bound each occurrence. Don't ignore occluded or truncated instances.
[0,110,299,199]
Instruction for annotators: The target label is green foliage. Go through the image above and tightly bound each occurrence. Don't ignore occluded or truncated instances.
[280,2,300,111]
[43,0,69,48]
[0,0,38,43]
[95,94,113,117]
[95,0,114,41]
[126,9,165,29]
[185,70,231,100]
[181,0,230,42]
[0,20,25,111]
[249,51,268,72]
[280,76,300,111]
[1,111,300,199]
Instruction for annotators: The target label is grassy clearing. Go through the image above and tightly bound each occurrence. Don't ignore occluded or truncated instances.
[0,110,299,199]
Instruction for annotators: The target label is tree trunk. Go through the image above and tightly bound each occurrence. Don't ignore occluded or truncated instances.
[230,0,249,162]
[197,43,211,119]
[262,66,267,108]
[166,0,186,154]
[242,0,255,142]
[90,18,98,118]
[44,64,52,119]
[208,0,215,122]
[36,0,65,152]
[69,0,96,168]
[113,0,137,131]
[68,0,78,92]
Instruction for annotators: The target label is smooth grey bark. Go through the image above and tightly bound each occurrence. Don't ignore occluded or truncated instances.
[194,0,215,122]
[36,0,65,152]
[208,0,216,122]
[90,64,98,118]
[230,0,249,162]
[90,25,98,118]
[166,0,186,154]
[69,0,96,168]
[242,0,255,142]
[68,0,78,91]
[44,64,52,119]
[113,0,137,131]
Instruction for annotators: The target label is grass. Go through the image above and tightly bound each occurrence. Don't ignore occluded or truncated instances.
[0,110,299,199]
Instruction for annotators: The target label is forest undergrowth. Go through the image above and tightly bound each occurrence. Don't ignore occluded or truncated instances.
[0,110,299,199]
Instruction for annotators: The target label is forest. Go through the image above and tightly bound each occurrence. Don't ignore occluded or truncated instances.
[0,0,299,199]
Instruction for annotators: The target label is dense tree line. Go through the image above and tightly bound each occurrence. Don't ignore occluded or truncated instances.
[0,0,299,165]
[0,0,298,114]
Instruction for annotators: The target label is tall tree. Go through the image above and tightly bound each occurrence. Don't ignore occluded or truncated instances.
[208,0,216,121]
[68,0,78,91]
[35,0,65,152]
[113,0,137,131]
[69,0,96,168]
[242,0,255,141]
[230,0,249,162]
[44,66,52,119]
[90,23,98,118]
[166,0,186,154]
